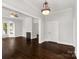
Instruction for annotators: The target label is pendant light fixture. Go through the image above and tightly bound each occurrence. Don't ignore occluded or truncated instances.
[41,0,50,15]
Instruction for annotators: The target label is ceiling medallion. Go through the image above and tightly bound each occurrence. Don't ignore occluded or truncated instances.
[41,0,51,15]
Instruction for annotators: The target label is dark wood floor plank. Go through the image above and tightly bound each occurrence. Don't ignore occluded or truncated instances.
[2,37,76,59]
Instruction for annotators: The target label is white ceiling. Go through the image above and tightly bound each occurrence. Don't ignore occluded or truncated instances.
[2,7,28,20]
[2,0,76,18]
[24,0,75,11]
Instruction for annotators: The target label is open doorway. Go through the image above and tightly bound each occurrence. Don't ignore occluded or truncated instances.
[32,18,39,39]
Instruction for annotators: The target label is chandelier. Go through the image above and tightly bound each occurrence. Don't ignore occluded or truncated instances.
[41,0,51,15]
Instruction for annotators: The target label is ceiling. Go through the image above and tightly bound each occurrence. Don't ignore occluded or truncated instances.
[24,0,75,11]
[2,0,76,18]
[2,7,28,20]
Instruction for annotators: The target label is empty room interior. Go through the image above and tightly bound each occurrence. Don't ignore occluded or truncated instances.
[2,0,77,59]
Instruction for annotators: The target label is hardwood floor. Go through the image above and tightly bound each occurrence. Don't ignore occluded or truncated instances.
[2,37,39,59]
[2,37,76,59]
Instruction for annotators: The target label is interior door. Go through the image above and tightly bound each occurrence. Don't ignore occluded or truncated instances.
[46,22,59,42]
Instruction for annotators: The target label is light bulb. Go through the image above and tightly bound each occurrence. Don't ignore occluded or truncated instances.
[10,14,16,18]
[42,10,50,15]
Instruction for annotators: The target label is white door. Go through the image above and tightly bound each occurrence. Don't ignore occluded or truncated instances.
[46,22,59,42]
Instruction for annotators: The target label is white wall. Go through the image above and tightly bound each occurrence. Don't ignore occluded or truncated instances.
[22,17,32,37]
[14,19,23,36]
[44,8,75,46]
[40,16,46,43]
[45,21,59,42]
[73,18,77,54]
